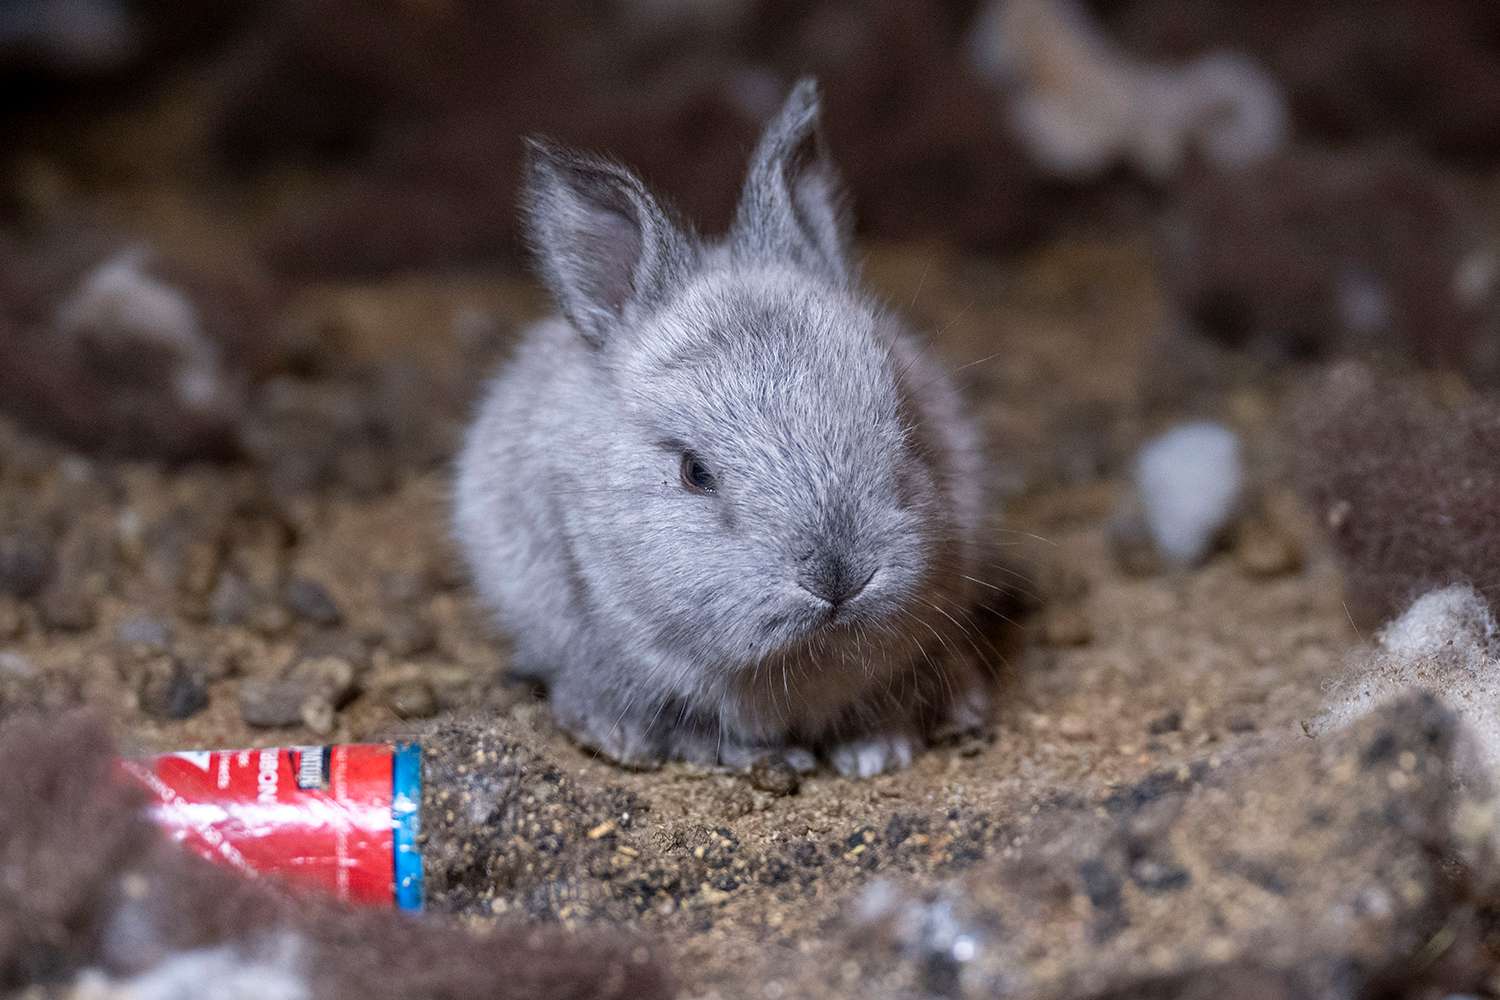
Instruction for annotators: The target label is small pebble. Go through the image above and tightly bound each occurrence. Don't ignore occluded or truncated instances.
[1057,715,1091,740]
[300,694,337,735]
[1040,605,1093,647]
[288,655,359,707]
[749,758,801,797]
[1148,710,1183,735]
[39,584,96,632]
[284,576,342,626]
[381,612,436,657]
[249,602,292,637]
[116,615,172,651]
[0,597,24,640]
[178,539,223,598]
[384,680,439,719]
[380,570,433,604]
[299,631,371,669]
[208,571,255,626]
[0,652,37,678]
[1235,518,1303,578]
[239,679,306,728]
[0,531,52,599]
[138,658,209,720]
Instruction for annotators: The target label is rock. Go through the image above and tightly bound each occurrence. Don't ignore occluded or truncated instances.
[825,694,1493,999]
[238,678,305,728]
[188,634,254,683]
[1039,604,1093,647]
[287,655,358,707]
[748,758,801,797]
[0,597,24,640]
[115,614,171,651]
[0,530,52,599]
[38,582,95,632]
[283,576,341,626]
[300,694,336,735]
[248,602,292,637]
[1134,421,1246,567]
[298,631,370,670]
[138,658,209,720]
[1234,516,1303,579]
[383,680,438,720]
[207,571,255,626]
[0,652,36,679]
[380,611,436,657]
[237,657,357,731]
[0,662,81,718]
[176,537,224,599]
[1056,714,1091,740]
[379,570,433,605]
[1147,709,1182,735]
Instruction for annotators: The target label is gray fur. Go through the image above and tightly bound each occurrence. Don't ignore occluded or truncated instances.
[454,79,990,777]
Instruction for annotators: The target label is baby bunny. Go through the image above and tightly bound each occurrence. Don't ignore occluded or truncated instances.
[454,79,991,777]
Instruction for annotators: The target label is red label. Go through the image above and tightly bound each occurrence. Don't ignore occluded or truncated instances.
[120,745,396,906]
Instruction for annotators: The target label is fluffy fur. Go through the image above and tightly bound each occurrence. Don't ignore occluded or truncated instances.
[455,80,990,777]
[0,710,673,1000]
[1291,365,1500,626]
[1317,585,1500,786]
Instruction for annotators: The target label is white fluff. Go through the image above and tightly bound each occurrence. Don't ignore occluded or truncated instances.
[1320,586,1500,757]
[55,249,226,412]
[968,0,1287,181]
[72,936,309,1000]
[1134,421,1244,566]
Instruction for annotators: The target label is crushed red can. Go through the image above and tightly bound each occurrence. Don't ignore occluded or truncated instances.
[119,743,423,911]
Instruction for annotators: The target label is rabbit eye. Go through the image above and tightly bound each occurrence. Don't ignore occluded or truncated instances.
[680,452,717,494]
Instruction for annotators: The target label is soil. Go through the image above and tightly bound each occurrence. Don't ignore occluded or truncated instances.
[0,221,1364,997]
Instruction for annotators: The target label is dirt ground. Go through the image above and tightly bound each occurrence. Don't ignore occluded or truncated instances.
[0,223,1363,997]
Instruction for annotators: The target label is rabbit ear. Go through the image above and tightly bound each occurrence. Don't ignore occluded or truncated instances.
[522,140,695,348]
[731,78,854,284]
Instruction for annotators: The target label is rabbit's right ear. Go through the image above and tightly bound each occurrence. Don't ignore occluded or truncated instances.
[522,140,696,348]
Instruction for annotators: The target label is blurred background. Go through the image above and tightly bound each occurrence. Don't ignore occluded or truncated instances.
[5,0,1500,469]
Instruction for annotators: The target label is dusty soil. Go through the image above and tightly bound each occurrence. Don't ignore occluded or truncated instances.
[0,227,1365,997]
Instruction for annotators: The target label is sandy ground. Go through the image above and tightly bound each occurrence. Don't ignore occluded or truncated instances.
[0,230,1362,997]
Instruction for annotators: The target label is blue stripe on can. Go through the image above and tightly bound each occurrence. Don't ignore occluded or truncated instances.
[391,742,424,912]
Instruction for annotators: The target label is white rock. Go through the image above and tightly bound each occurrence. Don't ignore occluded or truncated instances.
[1134,421,1244,566]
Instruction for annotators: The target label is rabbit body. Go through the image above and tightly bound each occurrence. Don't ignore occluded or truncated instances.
[455,81,990,777]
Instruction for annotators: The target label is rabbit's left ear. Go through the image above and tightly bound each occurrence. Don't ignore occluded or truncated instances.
[730,78,854,285]
[521,139,697,349]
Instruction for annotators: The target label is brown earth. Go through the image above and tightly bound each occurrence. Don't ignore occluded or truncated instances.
[4,223,1456,996]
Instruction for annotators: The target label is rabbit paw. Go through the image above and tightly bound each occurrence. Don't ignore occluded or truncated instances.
[828,732,918,778]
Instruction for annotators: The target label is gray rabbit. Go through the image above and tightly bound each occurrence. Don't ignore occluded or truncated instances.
[454,80,991,777]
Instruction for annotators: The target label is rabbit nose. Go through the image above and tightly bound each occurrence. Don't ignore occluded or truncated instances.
[797,553,875,607]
